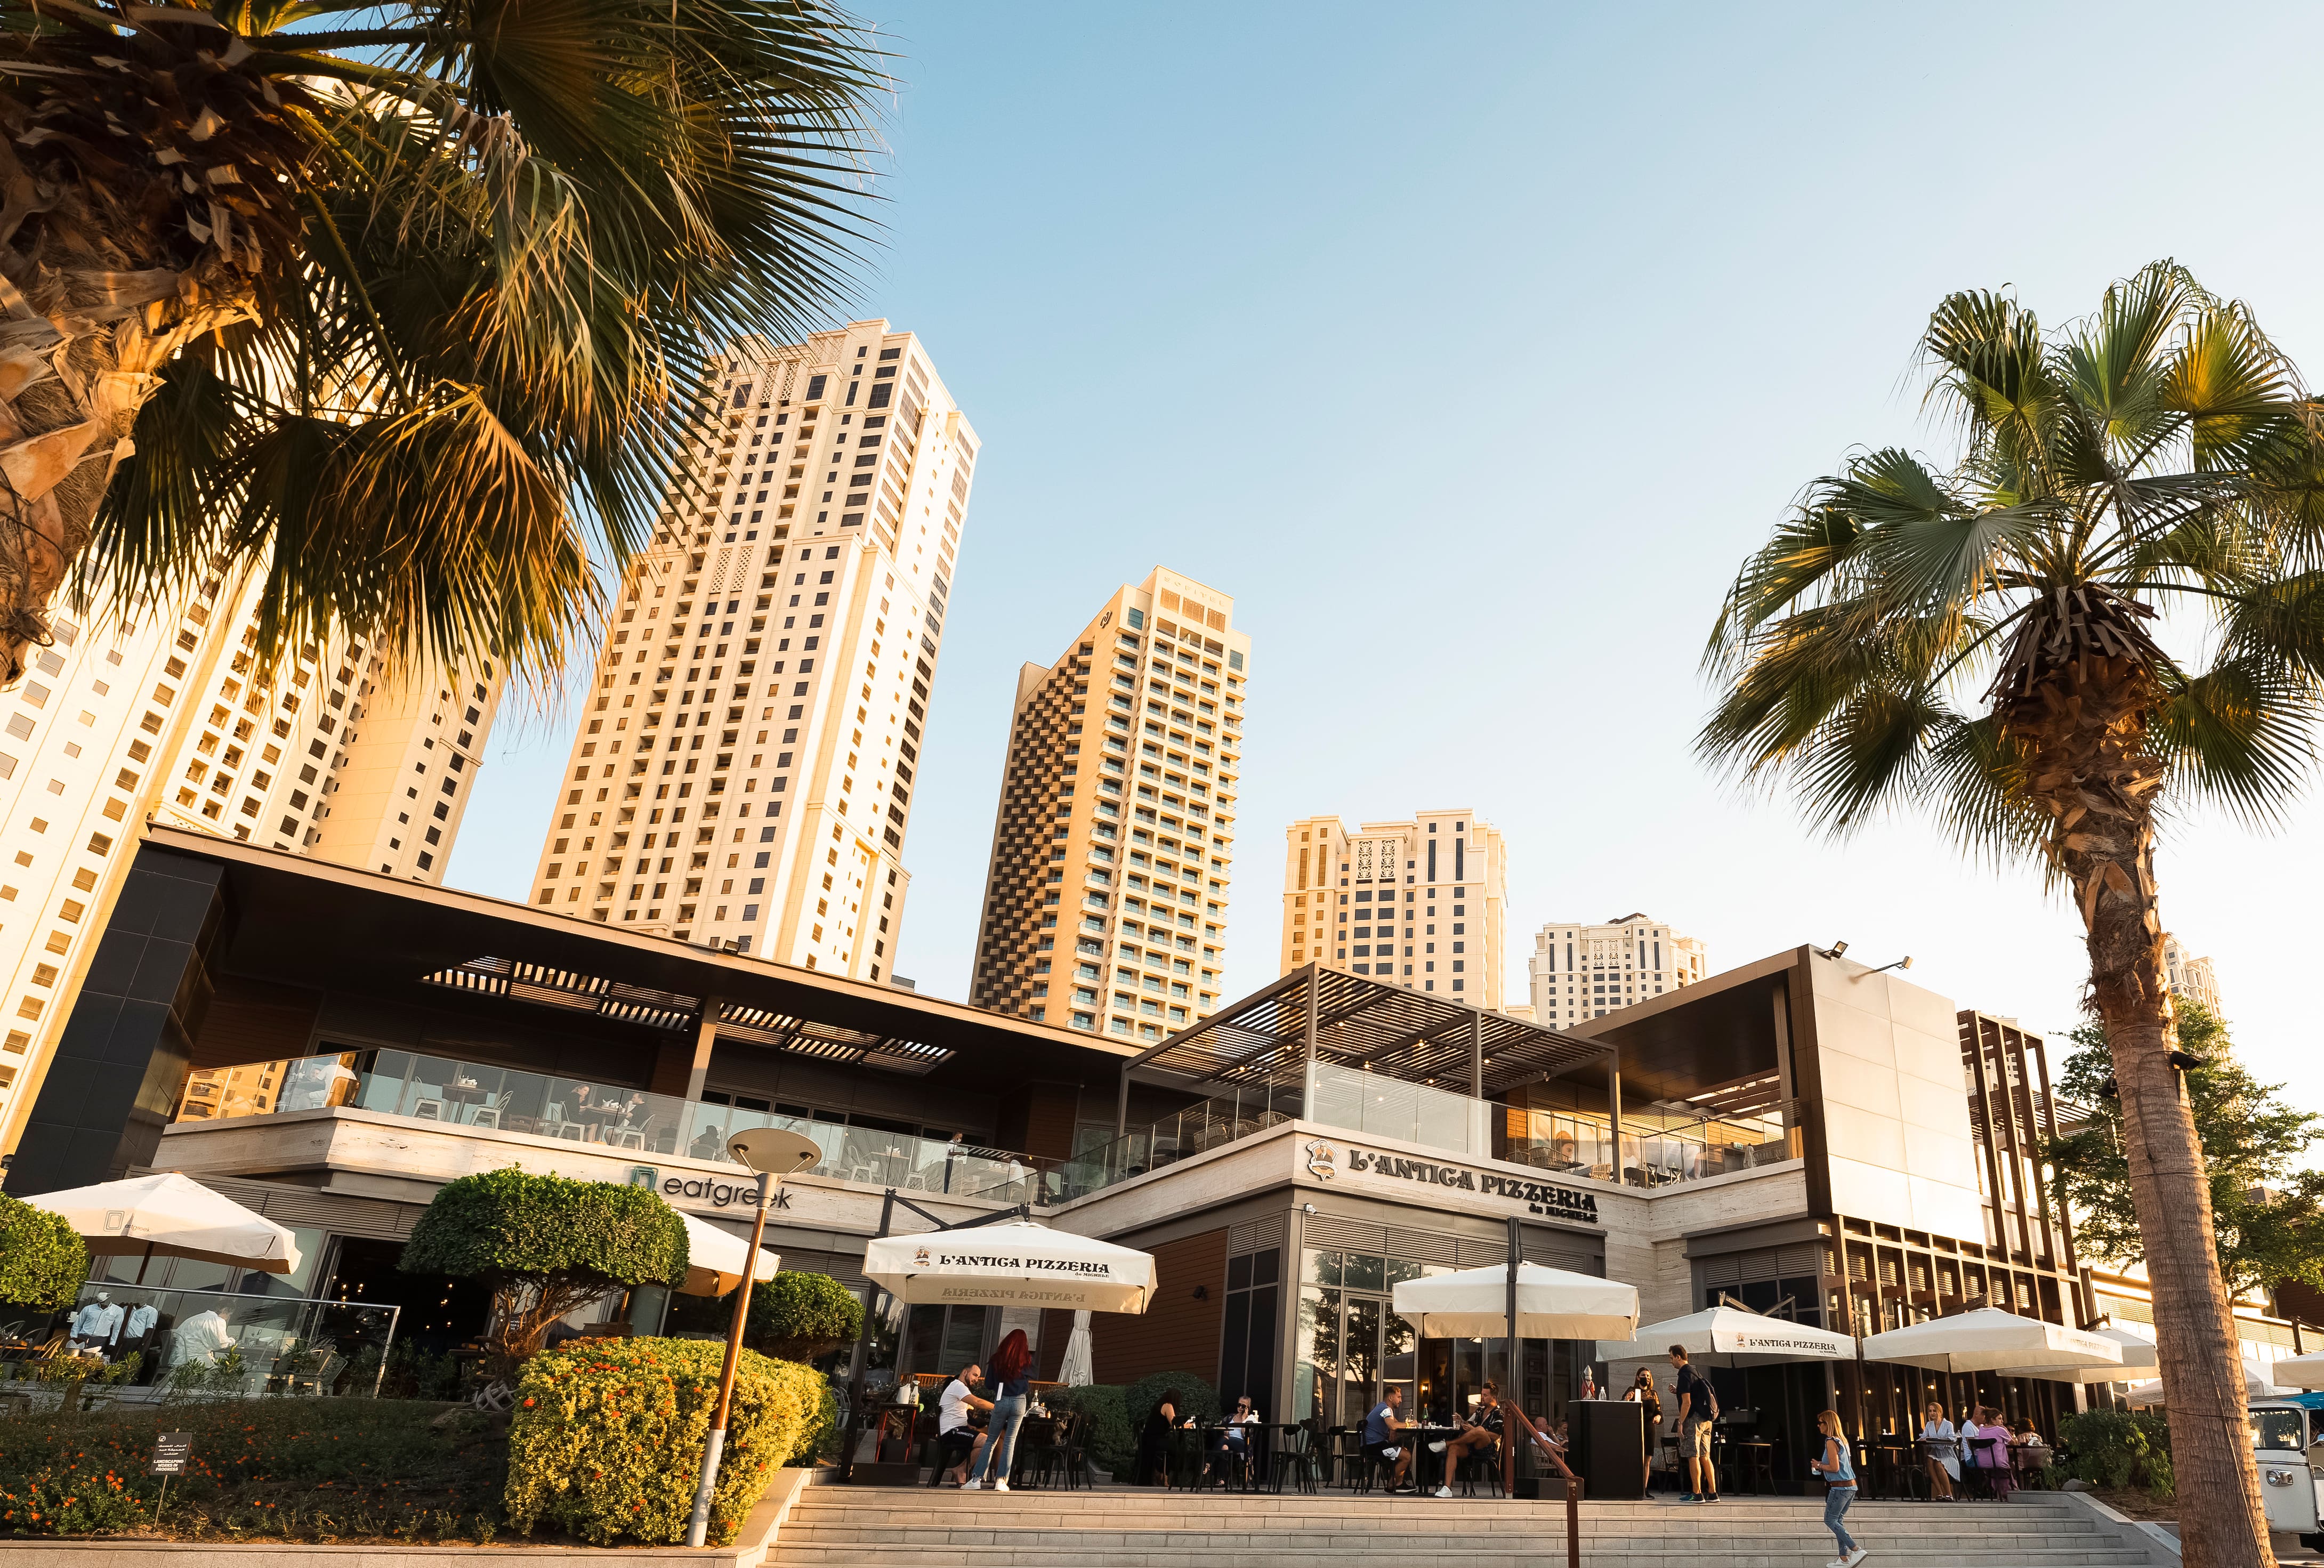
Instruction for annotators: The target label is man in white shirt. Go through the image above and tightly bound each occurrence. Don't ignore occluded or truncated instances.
[168,1307,236,1371]
[70,1296,124,1350]
[937,1364,992,1488]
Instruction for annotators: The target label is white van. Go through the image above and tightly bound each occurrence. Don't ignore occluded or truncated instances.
[2252,1392,2324,1548]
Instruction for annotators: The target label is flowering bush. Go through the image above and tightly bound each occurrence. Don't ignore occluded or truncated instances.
[0,1399,503,1539]
[504,1337,821,1547]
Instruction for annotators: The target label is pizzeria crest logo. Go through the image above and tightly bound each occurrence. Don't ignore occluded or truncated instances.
[913,1245,933,1266]
[1304,1139,1338,1181]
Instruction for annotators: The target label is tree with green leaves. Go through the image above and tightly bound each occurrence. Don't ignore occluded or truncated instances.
[0,1190,86,1308]
[401,1166,687,1376]
[1701,261,2324,1568]
[0,0,884,687]
[2050,998,2323,1303]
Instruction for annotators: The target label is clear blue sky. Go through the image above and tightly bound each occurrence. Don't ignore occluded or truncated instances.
[451,3,2324,1122]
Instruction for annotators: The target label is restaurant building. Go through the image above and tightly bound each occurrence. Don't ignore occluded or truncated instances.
[9,830,2105,1483]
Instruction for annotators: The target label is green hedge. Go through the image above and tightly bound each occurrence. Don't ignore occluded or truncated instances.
[1123,1369,1217,1437]
[1049,1384,1131,1478]
[504,1337,821,1546]
[2057,1408,2175,1499]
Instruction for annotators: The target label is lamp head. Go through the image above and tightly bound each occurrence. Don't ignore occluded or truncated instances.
[726,1127,822,1177]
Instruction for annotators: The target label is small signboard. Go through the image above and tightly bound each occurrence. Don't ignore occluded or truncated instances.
[149,1434,192,1477]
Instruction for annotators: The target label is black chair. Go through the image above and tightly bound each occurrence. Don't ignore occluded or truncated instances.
[1455,1441,1504,1498]
[1273,1422,1324,1495]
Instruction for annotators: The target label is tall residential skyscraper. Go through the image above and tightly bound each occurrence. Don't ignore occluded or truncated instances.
[526,321,978,979]
[1278,811,1507,1008]
[1527,914,1706,1027]
[2162,934,2223,1016]
[0,570,503,1162]
[970,569,1246,1040]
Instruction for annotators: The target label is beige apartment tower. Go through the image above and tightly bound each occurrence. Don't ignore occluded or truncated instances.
[527,321,978,979]
[970,569,1246,1040]
[2162,934,2222,1016]
[1279,811,1507,1009]
[0,570,503,1161]
[1528,914,1706,1027]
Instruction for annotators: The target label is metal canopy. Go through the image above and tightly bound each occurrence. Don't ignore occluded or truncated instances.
[420,958,959,1075]
[1127,964,1608,1098]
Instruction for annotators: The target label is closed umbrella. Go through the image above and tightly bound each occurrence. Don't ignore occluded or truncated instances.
[1860,1308,2123,1375]
[671,1208,780,1298]
[1391,1262,1639,1341]
[1058,1310,1095,1386]
[861,1218,1156,1312]
[1601,1305,1854,1367]
[29,1171,302,1276]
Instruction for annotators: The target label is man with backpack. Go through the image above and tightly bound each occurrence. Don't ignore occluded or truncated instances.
[1667,1345,1721,1504]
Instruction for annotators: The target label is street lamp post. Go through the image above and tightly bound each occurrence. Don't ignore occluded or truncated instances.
[684,1127,820,1549]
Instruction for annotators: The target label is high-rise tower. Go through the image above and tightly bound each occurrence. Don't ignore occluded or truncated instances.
[970,569,1246,1040]
[1278,811,1507,1008]
[0,570,502,1162]
[1527,914,1706,1025]
[526,321,978,979]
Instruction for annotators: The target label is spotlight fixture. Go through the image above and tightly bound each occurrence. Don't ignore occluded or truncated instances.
[2168,1050,2205,1073]
[1866,956,1913,975]
[1817,940,1850,959]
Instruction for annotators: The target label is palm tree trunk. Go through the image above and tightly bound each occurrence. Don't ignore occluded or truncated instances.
[2026,656,2273,1568]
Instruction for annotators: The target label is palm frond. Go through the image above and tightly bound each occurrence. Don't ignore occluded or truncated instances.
[2152,658,2323,829]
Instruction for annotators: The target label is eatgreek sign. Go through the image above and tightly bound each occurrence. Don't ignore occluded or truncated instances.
[1333,1144,1602,1226]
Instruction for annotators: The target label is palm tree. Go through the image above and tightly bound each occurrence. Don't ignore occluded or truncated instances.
[0,0,884,687]
[1701,261,2324,1568]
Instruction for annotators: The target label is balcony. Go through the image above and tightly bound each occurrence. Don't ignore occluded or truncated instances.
[174,1050,1051,1201]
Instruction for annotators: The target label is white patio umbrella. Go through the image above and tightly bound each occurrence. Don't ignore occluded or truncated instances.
[1057,1310,1095,1385]
[2270,1350,2324,1390]
[861,1218,1156,1312]
[1600,1305,1854,1367]
[1988,1325,2160,1381]
[671,1208,780,1298]
[29,1171,302,1276]
[1860,1307,2123,1375]
[2123,1359,2287,1407]
[1391,1262,1639,1341]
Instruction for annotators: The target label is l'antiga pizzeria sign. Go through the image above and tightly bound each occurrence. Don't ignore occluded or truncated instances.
[1306,1139,1601,1227]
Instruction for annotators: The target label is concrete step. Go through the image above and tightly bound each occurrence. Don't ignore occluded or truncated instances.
[774,1552,2152,1568]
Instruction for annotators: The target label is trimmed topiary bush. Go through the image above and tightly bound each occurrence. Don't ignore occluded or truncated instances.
[749,1270,862,1362]
[1123,1369,1218,1437]
[0,1192,86,1310]
[504,1337,822,1546]
[399,1167,686,1377]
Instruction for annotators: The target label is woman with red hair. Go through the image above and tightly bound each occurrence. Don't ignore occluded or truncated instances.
[964,1330,1034,1492]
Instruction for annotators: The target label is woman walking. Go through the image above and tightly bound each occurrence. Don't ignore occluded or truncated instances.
[1810,1409,1866,1567]
[964,1331,1033,1493]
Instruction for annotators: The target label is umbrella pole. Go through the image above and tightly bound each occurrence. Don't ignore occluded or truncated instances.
[134,1241,152,1286]
[685,1168,773,1549]
[839,1191,897,1485]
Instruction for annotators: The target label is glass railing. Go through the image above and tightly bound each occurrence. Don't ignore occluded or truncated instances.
[1,1284,400,1400]
[1502,1098,1803,1187]
[173,1050,1055,1202]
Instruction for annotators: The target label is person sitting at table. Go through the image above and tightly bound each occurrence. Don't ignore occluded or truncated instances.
[1205,1393,1262,1486]
[689,1122,727,1160]
[1135,1387,1192,1485]
[1919,1400,1960,1501]
[1965,1407,2015,1498]
[1426,1380,1504,1496]
[1362,1384,1418,1492]
[938,1362,992,1488]
[1547,1134,1582,1171]
[2008,1416,2044,1448]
